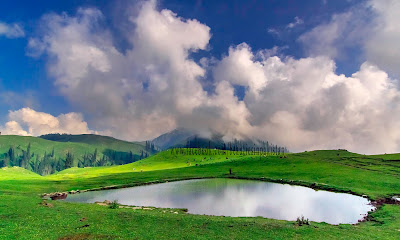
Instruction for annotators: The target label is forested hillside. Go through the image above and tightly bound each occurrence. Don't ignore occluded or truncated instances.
[0,135,157,175]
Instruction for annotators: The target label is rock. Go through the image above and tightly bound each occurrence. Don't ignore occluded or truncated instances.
[41,193,50,199]
[50,192,67,200]
[103,200,111,205]
[69,190,76,194]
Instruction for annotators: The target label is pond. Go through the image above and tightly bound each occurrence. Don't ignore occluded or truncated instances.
[65,178,374,224]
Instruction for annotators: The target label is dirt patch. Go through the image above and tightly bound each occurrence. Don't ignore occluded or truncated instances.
[372,197,400,207]
[358,197,400,224]
[40,200,53,208]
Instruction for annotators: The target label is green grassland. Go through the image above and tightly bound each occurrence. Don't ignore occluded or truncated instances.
[0,135,147,161]
[39,134,150,154]
[1,149,400,239]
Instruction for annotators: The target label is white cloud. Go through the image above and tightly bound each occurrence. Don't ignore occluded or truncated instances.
[298,10,367,59]
[28,1,210,141]
[0,21,25,38]
[0,108,93,136]
[26,0,400,154]
[267,28,280,36]
[365,0,400,77]
[286,16,304,29]
[210,43,400,154]
[299,0,400,77]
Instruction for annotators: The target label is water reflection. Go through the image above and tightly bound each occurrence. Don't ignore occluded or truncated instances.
[65,178,374,224]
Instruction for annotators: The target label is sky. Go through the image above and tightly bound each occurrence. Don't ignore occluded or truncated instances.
[0,0,400,154]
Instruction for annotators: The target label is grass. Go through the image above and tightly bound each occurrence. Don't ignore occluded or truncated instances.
[46,149,248,180]
[0,135,149,165]
[1,149,400,239]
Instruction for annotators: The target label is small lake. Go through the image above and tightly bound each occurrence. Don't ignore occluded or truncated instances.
[65,178,374,224]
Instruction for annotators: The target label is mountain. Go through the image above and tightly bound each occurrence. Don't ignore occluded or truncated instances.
[151,128,195,150]
[151,128,289,152]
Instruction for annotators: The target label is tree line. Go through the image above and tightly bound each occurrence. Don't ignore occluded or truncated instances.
[184,138,289,153]
[0,143,148,175]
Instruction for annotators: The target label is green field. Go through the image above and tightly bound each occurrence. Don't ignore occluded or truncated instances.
[0,135,147,161]
[1,149,400,239]
[0,135,155,176]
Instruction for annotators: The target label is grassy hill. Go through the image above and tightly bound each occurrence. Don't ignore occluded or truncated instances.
[47,149,250,179]
[0,166,41,180]
[0,135,155,175]
[1,149,400,239]
[40,133,148,153]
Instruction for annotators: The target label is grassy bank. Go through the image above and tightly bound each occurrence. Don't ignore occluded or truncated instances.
[1,149,400,239]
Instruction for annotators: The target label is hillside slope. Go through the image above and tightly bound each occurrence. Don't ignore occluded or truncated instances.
[151,128,195,150]
[47,148,248,179]
[0,135,153,175]
[40,134,148,153]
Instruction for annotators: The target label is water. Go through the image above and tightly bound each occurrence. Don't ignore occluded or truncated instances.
[65,178,374,224]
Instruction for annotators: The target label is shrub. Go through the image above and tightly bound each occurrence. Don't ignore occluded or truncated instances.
[296,215,309,226]
[109,200,119,209]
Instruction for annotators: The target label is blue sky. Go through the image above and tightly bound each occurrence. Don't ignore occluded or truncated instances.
[1,0,399,154]
[0,0,360,115]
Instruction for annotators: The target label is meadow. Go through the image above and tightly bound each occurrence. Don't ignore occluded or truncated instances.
[1,149,400,239]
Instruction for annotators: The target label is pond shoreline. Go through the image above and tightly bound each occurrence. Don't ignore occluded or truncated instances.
[40,175,393,225]
[42,175,372,199]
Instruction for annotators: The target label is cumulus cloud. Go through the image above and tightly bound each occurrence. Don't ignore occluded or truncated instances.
[299,0,400,77]
[0,108,93,136]
[212,43,400,153]
[28,1,211,141]
[27,0,400,154]
[365,0,400,77]
[298,9,368,59]
[0,21,25,38]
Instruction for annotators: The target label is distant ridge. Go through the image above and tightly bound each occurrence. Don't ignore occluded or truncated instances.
[151,128,289,153]
[40,133,142,148]
[151,128,195,150]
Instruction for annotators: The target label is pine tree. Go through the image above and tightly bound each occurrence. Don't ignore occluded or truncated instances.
[30,155,40,173]
[98,155,107,166]
[64,152,74,169]
[91,148,97,166]
[8,147,15,166]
